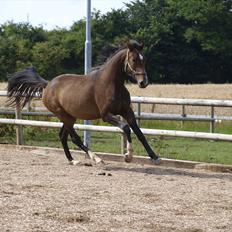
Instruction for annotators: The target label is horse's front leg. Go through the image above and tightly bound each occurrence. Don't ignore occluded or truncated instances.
[123,108,161,164]
[102,113,134,162]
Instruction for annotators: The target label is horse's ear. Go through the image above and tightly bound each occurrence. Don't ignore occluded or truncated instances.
[139,42,144,50]
[127,40,144,51]
[127,41,134,51]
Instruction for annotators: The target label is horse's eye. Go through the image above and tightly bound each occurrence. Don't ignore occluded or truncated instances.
[132,59,136,62]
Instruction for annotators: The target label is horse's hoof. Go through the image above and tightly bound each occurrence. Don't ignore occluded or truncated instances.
[124,154,133,163]
[152,157,161,165]
[88,151,104,165]
[69,160,81,166]
[96,159,105,165]
[94,157,105,165]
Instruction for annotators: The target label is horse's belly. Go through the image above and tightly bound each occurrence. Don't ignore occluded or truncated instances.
[71,105,101,120]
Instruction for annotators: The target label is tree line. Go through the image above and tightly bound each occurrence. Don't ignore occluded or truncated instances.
[0,0,231,83]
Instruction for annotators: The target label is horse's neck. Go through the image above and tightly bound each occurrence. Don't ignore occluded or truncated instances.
[102,49,126,86]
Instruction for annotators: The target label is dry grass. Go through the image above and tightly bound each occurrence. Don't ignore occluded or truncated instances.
[127,84,232,99]
[0,83,7,107]
[128,84,232,116]
[0,82,7,90]
[1,82,232,116]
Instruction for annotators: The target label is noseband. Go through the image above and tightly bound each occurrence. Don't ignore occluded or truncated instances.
[124,49,146,77]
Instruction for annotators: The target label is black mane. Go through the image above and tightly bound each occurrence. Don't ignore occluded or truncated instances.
[93,43,127,71]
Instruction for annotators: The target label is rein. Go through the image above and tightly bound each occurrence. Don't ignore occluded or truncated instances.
[124,49,146,77]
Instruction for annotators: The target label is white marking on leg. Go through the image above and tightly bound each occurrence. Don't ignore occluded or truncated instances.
[88,151,104,164]
[69,160,81,166]
[127,142,133,152]
[124,142,133,163]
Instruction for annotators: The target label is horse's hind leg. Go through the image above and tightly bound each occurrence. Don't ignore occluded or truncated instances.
[55,108,81,165]
[55,107,103,164]
[69,127,103,164]
[59,125,71,161]
[59,125,80,165]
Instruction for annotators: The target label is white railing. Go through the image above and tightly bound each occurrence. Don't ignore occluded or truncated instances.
[1,118,232,141]
[131,96,232,106]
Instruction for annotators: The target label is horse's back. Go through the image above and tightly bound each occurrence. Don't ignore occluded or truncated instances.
[42,74,101,120]
[42,74,84,107]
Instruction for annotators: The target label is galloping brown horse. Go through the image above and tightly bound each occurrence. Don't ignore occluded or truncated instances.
[7,40,160,165]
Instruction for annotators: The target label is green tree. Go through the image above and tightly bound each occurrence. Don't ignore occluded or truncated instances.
[0,22,46,81]
[0,1,231,84]
[63,19,86,74]
[32,41,69,79]
[124,0,232,83]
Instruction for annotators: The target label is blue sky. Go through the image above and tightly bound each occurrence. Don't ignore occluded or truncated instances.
[0,0,133,30]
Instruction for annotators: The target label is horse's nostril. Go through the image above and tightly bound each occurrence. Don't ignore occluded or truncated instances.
[139,80,144,86]
[138,79,148,88]
[139,80,146,88]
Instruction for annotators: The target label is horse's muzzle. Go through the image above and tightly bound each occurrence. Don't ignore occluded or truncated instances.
[138,78,149,88]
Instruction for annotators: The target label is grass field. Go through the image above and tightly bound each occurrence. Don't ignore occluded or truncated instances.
[1,82,232,165]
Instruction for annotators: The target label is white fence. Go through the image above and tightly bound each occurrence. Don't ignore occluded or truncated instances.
[1,118,232,140]
[1,90,232,153]
[2,90,232,130]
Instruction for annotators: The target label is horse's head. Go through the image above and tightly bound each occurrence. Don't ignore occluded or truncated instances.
[124,40,149,88]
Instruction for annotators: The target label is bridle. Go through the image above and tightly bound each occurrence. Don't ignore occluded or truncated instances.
[124,49,146,77]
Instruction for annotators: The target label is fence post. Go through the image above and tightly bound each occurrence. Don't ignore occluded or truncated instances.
[120,117,127,155]
[15,101,23,145]
[210,106,215,133]
[26,100,31,112]
[137,102,141,127]
[151,103,155,113]
[181,105,186,128]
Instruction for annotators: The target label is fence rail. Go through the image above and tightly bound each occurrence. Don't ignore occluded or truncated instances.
[131,96,232,107]
[1,118,232,142]
[1,108,231,122]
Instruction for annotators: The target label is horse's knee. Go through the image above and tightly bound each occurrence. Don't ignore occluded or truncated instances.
[122,124,131,135]
[101,113,110,122]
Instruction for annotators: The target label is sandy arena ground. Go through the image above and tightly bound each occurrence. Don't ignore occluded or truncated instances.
[0,146,232,232]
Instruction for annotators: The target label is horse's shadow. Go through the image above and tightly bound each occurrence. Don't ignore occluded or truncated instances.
[104,164,232,181]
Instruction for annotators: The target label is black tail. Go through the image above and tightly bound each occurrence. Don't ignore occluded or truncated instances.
[7,67,48,107]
